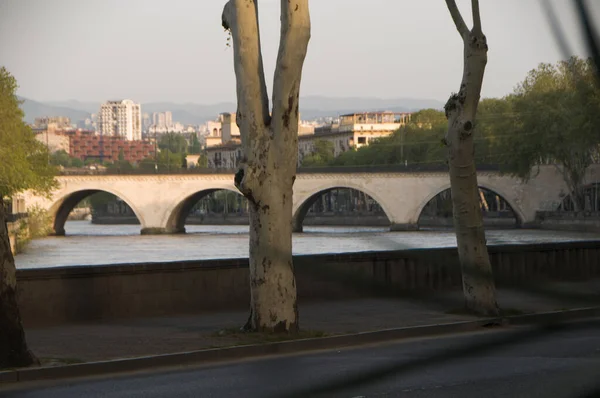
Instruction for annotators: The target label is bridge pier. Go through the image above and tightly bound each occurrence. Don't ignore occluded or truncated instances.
[390,223,419,231]
[140,227,186,235]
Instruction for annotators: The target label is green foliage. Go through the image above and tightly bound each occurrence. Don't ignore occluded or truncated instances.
[159,132,188,154]
[302,139,335,167]
[492,57,600,209]
[0,67,58,198]
[197,152,208,168]
[106,160,135,172]
[71,157,84,168]
[332,109,449,167]
[411,108,447,128]
[13,205,53,252]
[139,149,185,172]
[25,205,52,238]
[50,150,85,168]
[189,134,202,155]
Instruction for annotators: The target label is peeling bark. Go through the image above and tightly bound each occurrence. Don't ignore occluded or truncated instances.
[222,0,310,332]
[444,0,499,316]
[0,203,38,368]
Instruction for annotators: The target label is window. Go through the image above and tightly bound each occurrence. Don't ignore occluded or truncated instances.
[357,137,366,144]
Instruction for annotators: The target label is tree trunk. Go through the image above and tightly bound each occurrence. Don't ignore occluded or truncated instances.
[223,0,310,333]
[0,203,38,368]
[444,0,499,316]
[246,169,298,332]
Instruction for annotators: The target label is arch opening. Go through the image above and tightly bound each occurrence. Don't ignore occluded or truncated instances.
[52,190,141,236]
[292,187,391,232]
[556,182,600,212]
[167,189,249,233]
[417,187,520,229]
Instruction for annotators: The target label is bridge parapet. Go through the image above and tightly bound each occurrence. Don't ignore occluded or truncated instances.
[21,164,597,235]
[58,163,504,177]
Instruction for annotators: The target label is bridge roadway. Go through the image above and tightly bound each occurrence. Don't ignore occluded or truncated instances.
[23,164,599,235]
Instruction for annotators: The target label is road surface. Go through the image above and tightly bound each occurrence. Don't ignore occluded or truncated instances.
[3,321,600,397]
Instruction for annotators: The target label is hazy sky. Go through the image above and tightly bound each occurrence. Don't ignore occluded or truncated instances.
[0,0,598,104]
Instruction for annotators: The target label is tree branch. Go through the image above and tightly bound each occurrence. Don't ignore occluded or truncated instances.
[222,0,270,144]
[471,0,482,33]
[445,0,469,37]
[271,0,311,147]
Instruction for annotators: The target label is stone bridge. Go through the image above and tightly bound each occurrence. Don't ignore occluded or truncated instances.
[23,165,600,235]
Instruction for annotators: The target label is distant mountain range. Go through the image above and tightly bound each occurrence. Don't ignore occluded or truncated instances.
[18,96,445,125]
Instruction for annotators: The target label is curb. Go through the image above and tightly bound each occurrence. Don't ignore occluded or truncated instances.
[2,306,600,385]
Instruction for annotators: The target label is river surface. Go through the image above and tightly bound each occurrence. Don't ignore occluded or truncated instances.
[13,221,600,269]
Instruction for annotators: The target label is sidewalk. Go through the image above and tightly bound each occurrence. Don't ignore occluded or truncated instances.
[25,280,600,365]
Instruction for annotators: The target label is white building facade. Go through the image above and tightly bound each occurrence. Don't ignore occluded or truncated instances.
[98,99,142,141]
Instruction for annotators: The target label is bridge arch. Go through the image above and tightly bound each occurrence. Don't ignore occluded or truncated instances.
[555,181,600,211]
[50,189,144,236]
[292,183,393,232]
[413,182,525,227]
[164,188,246,233]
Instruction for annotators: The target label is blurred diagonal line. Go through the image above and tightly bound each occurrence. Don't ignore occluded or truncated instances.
[273,319,600,398]
[575,0,600,81]
[541,0,573,59]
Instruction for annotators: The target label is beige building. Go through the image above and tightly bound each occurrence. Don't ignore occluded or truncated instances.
[34,129,71,153]
[207,111,412,169]
[298,111,411,165]
[34,116,72,130]
[206,142,242,169]
[220,113,241,143]
[98,99,142,141]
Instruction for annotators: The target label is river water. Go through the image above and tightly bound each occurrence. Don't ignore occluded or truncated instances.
[13,221,600,269]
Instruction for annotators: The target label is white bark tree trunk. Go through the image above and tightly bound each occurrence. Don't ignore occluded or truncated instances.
[222,0,310,333]
[0,203,38,367]
[444,0,499,316]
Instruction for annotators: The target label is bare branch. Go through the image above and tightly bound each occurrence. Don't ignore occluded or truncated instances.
[471,0,482,33]
[271,0,311,147]
[445,0,469,37]
[221,0,270,142]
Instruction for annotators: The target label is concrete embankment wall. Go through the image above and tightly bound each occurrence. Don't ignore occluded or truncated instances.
[92,214,517,228]
[536,212,600,233]
[16,241,600,327]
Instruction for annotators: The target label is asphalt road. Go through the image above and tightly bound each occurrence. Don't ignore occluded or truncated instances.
[3,321,600,398]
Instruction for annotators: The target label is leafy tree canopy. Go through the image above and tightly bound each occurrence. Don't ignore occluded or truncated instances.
[0,67,57,198]
[158,132,188,154]
[301,139,334,167]
[491,56,600,209]
[139,149,185,172]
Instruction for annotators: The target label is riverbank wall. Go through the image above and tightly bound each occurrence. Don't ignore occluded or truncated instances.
[16,240,600,327]
[91,214,518,228]
[536,211,600,232]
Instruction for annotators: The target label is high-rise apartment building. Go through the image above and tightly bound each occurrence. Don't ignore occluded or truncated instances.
[98,99,142,141]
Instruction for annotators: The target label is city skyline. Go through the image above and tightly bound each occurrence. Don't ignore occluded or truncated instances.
[0,0,598,104]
